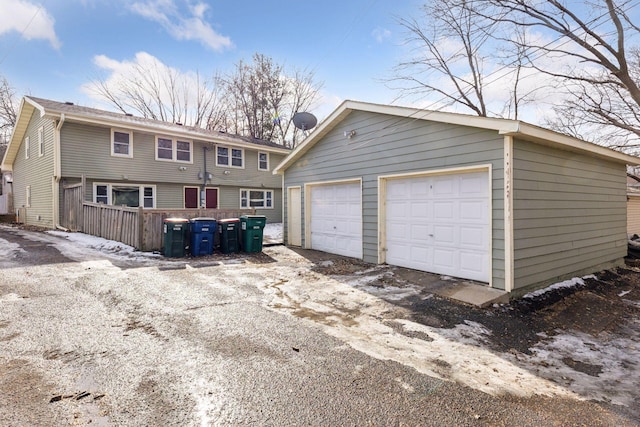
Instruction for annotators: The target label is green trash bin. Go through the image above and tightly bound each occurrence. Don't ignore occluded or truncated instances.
[240,215,266,253]
[163,218,189,257]
[218,218,240,254]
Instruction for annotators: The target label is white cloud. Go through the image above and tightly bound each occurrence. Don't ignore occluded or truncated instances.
[0,0,60,49]
[129,0,232,51]
[371,27,391,43]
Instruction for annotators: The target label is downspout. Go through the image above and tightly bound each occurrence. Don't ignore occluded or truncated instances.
[201,145,209,208]
[54,114,68,231]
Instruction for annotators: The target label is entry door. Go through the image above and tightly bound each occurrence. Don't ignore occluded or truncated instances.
[185,187,218,208]
[309,182,362,258]
[384,171,490,282]
[287,187,302,246]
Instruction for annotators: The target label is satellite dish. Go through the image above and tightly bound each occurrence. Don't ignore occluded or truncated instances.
[292,112,317,131]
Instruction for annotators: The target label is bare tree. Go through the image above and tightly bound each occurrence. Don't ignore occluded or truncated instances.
[87,57,223,128]
[0,75,18,145]
[216,53,322,147]
[390,0,536,118]
[88,53,321,146]
[468,0,640,148]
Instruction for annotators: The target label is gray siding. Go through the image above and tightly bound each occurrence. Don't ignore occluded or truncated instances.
[512,139,627,293]
[12,110,55,227]
[59,122,286,215]
[283,110,505,288]
[83,179,283,224]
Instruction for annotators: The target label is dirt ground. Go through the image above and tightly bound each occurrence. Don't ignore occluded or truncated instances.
[1,225,639,425]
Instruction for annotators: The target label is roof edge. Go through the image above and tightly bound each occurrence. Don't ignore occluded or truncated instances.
[274,100,640,173]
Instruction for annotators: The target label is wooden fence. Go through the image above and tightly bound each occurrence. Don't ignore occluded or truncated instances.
[139,208,255,252]
[61,178,254,251]
[83,202,141,248]
[73,203,254,251]
[62,183,84,231]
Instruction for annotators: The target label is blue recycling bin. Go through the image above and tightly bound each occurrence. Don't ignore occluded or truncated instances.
[190,217,217,256]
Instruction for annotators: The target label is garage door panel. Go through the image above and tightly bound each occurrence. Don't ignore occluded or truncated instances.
[411,224,430,241]
[434,201,454,220]
[310,182,362,259]
[459,226,485,247]
[385,171,490,282]
[433,248,456,269]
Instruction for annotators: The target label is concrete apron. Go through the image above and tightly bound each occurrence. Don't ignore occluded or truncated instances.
[388,268,509,308]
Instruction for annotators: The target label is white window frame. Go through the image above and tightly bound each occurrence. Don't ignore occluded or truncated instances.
[155,136,193,163]
[93,182,156,208]
[111,129,133,158]
[25,136,30,159]
[258,151,269,171]
[26,185,31,208]
[38,126,44,157]
[240,188,273,209]
[216,145,244,169]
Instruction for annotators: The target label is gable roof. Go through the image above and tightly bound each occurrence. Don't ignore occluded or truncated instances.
[2,96,289,170]
[273,100,640,174]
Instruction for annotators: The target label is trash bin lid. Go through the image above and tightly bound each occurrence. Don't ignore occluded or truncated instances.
[218,218,240,223]
[190,217,217,222]
[164,218,189,223]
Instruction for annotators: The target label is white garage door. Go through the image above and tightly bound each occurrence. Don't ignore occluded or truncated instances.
[310,182,362,258]
[385,171,490,282]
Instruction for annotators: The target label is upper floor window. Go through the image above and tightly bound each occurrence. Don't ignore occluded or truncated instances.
[258,152,269,171]
[111,129,133,158]
[216,146,244,168]
[155,137,192,163]
[25,136,30,159]
[38,127,44,157]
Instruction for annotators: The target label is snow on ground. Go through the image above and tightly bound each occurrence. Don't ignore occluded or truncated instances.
[263,222,282,242]
[9,224,639,408]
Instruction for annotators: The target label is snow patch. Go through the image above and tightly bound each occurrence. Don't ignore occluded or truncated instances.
[523,275,597,299]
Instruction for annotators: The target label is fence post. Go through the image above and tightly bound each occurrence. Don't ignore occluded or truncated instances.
[138,206,144,251]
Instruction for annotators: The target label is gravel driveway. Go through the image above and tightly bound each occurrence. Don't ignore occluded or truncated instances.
[0,224,638,426]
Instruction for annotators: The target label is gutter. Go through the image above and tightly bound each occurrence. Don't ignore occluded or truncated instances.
[54,114,68,231]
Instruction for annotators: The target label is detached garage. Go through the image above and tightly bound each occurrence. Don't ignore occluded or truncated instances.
[274,101,640,298]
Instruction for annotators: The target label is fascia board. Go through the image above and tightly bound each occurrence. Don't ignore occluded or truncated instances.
[501,122,640,165]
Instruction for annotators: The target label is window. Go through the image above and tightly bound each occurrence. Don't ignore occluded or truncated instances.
[111,129,132,157]
[157,137,173,160]
[216,145,244,168]
[38,127,44,157]
[240,189,273,209]
[216,146,228,166]
[176,140,191,162]
[95,185,108,204]
[258,152,269,171]
[143,187,154,208]
[93,183,155,208]
[25,136,30,159]
[155,137,192,162]
[231,148,243,167]
[26,186,31,208]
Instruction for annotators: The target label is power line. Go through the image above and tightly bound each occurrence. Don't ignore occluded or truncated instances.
[0,0,47,66]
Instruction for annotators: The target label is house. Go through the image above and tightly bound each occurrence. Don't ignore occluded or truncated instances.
[1,96,289,229]
[627,172,640,235]
[274,100,640,297]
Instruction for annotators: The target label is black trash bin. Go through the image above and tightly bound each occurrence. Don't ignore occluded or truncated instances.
[190,217,217,256]
[163,218,189,257]
[240,215,267,253]
[218,218,240,254]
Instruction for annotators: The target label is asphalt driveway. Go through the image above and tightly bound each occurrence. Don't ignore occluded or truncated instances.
[0,224,638,426]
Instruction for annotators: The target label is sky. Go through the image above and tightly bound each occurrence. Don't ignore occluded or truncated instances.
[0,0,422,121]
